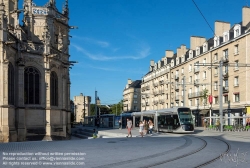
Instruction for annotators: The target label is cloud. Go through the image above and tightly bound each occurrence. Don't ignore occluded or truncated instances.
[71,43,150,61]
[73,36,109,48]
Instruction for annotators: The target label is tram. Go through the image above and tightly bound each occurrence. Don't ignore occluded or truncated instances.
[132,107,194,133]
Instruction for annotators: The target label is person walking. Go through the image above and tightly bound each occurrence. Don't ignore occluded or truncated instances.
[139,121,144,137]
[143,120,149,135]
[203,118,207,130]
[148,119,154,135]
[126,118,133,138]
[119,119,121,129]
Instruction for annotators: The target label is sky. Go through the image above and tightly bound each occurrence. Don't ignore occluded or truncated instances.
[20,0,248,105]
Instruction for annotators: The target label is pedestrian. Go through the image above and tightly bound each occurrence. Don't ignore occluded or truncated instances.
[148,119,154,135]
[203,118,207,130]
[216,119,220,130]
[93,129,97,139]
[139,121,144,137]
[119,119,122,129]
[126,118,133,138]
[143,120,149,135]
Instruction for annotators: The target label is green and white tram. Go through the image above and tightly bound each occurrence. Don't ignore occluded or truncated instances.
[132,107,194,133]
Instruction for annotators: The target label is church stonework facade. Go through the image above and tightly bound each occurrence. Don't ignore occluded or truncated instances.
[0,0,72,142]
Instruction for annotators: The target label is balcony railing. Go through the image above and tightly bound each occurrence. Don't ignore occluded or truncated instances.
[188,91,203,98]
[223,72,228,78]
[194,68,200,73]
[175,85,179,90]
[194,79,199,85]
[175,74,179,80]
[223,86,229,92]
[223,56,229,63]
[153,83,158,87]
[159,80,164,85]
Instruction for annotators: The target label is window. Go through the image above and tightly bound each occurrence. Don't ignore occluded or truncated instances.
[189,50,193,59]
[214,53,218,62]
[50,71,58,106]
[189,76,192,83]
[214,97,218,104]
[134,100,137,104]
[134,94,138,98]
[203,58,206,64]
[234,25,241,38]
[214,81,218,90]
[181,68,184,75]
[234,93,240,102]
[234,45,239,55]
[235,29,239,37]
[214,67,218,76]
[203,71,207,79]
[195,98,199,106]
[203,44,207,52]
[24,67,40,104]
[224,79,228,87]
[234,76,239,86]
[196,47,200,56]
[223,49,228,59]
[189,64,192,72]
[8,63,14,105]
[134,106,137,110]
[234,60,239,71]
[224,95,228,103]
[189,99,192,106]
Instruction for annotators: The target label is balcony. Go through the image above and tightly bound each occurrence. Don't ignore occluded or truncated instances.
[188,91,203,98]
[223,86,229,92]
[153,91,158,96]
[159,99,164,104]
[194,79,200,86]
[214,73,218,77]
[153,100,158,105]
[175,95,179,101]
[223,72,228,78]
[159,80,164,85]
[222,56,229,63]
[194,68,200,73]
[159,90,165,95]
[146,86,150,90]
[175,85,179,91]
[153,83,158,87]
[175,74,179,80]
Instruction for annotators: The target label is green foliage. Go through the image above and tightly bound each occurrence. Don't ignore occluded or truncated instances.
[110,100,123,115]
[201,88,208,106]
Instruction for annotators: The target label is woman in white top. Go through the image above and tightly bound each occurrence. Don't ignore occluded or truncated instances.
[139,121,144,137]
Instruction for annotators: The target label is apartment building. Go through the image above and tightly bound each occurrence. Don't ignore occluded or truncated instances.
[123,79,142,112]
[73,93,91,123]
[141,7,250,126]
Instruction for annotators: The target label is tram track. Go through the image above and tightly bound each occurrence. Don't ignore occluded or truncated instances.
[141,136,207,168]
[194,137,231,168]
[92,136,191,168]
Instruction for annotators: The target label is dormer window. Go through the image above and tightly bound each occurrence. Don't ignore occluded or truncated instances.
[171,60,174,67]
[196,47,200,56]
[203,43,207,52]
[223,31,229,42]
[189,50,193,59]
[234,24,241,38]
[181,55,184,63]
[176,58,179,65]
[214,36,219,47]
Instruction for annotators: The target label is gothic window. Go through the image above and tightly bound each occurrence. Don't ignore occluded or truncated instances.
[50,71,58,106]
[8,63,14,105]
[24,67,40,104]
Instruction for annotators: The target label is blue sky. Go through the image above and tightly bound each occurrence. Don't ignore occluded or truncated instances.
[22,0,248,104]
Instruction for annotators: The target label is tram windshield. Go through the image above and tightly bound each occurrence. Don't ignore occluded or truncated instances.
[178,108,194,125]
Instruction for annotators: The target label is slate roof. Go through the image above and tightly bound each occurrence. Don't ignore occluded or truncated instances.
[129,80,142,88]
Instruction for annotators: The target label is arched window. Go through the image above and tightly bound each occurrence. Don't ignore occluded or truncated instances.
[50,71,58,106]
[8,63,14,105]
[24,67,40,104]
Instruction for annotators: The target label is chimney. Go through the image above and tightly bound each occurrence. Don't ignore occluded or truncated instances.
[128,79,132,85]
[190,36,206,50]
[214,21,230,37]
[242,6,250,27]
[177,45,187,57]
[165,50,174,58]
[150,60,155,66]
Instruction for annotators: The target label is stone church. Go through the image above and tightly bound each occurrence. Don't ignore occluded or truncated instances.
[0,0,72,142]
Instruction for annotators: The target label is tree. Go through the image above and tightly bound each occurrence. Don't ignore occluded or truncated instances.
[201,88,208,107]
[110,100,123,115]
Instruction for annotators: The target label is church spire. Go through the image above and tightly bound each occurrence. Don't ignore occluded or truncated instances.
[62,0,69,17]
[50,0,56,7]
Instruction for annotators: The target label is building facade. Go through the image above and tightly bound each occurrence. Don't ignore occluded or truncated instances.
[123,79,141,112]
[73,93,91,123]
[0,0,72,142]
[141,7,250,126]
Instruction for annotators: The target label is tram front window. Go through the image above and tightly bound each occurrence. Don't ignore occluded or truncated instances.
[178,108,194,125]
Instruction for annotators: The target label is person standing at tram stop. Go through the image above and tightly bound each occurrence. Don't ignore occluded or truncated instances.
[148,120,154,135]
[143,120,149,135]
[119,119,122,129]
[139,121,144,137]
[126,118,133,138]
[203,118,208,130]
